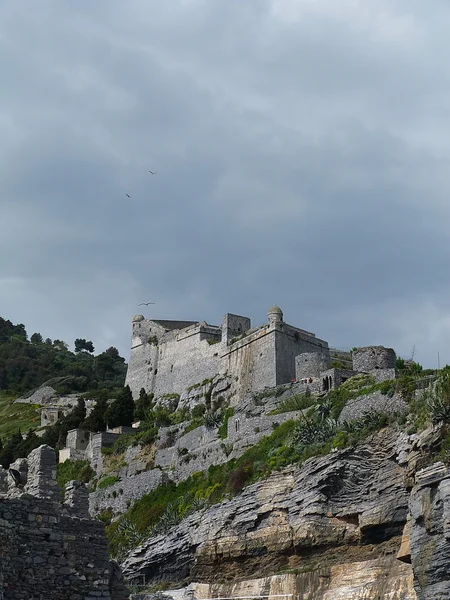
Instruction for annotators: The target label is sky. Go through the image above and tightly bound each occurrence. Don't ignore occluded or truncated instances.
[1,0,450,368]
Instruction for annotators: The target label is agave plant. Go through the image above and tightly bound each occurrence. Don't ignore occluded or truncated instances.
[203,409,223,430]
[291,413,338,450]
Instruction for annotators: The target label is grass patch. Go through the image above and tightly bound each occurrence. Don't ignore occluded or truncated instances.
[218,407,235,439]
[97,475,121,489]
[182,419,203,435]
[56,459,94,489]
[0,392,41,441]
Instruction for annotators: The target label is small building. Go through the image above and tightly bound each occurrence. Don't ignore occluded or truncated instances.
[40,406,67,427]
[59,428,91,463]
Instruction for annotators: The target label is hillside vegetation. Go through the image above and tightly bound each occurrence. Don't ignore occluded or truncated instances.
[0,317,127,394]
[0,316,128,467]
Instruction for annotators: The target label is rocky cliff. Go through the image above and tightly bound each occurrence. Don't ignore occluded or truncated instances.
[121,425,450,599]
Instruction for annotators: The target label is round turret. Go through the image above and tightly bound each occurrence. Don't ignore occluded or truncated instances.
[352,346,396,373]
[268,305,283,325]
[132,314,145,323]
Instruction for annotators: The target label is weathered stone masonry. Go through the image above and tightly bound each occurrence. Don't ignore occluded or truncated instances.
[0,445,129,600]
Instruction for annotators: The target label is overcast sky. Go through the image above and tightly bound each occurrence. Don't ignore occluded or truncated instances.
[1,0,450,368]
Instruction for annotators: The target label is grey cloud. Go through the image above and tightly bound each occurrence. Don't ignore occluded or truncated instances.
[1,0,450,368]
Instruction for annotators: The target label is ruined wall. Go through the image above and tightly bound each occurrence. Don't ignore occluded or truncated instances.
[86,432,122,475]
[0,445,129,600]
[353,346,396,372]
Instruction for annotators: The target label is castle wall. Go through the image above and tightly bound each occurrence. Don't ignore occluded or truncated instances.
[124,318,162,398]
[125,309,331,400]
[222,327,276,396]
[126,319,222,399]
[151,325,222,397]
[275,326,329,386]
[296,351,331,379]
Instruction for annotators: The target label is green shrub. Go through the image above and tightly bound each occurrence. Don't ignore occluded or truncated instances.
[56,460,94,489]
[423,369,450,424]
[191,404,206,419]
[97,475,121,489]
[270,393,315,415]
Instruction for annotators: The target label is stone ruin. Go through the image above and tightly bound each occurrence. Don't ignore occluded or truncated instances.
[0,444,129,599]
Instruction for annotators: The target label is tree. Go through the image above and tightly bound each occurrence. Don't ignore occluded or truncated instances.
[106,385,135,428]
[134,388,153,421]
[30,333,43,344]
[53,339,68,351]
[105,346,121,360]
[74,338,95,353]
[83,391,109,432]
[45,338,53,345]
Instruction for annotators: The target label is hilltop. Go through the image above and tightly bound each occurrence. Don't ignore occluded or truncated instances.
[0,315,127,466]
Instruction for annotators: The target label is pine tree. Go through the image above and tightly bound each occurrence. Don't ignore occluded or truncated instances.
[134,388,152,420]
[106,385,135,428]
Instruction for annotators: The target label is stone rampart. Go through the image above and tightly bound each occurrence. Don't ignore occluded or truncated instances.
[89,469,167,516]
[339,391,408,422]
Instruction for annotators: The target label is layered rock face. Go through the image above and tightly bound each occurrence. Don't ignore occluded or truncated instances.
[122,428,421,598]
[122,425,450,599]
[409,464,450,599]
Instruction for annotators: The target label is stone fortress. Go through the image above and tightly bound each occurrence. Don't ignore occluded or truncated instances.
[125,305,396,399]
[72,306,404,519]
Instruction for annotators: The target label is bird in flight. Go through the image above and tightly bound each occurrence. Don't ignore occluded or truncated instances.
[139,302,156,306]
[149,170,157,175]
[126,193,131,198]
